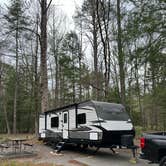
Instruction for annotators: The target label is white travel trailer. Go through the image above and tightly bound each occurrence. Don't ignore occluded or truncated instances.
[39,100,136,152]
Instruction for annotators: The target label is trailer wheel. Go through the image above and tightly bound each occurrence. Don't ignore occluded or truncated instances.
[76,143,81,148]
[80,144,88,150]
[160,156,166,166]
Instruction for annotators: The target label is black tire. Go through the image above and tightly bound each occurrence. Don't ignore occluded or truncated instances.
[160,156,166,166]
[80,144,88,150]
[76,143,81,149]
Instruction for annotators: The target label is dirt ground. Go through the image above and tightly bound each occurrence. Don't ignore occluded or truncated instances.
[2,142,90,166]
[0,137,157,166]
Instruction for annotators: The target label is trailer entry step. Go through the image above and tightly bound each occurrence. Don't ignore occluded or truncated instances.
[54,142,65,153]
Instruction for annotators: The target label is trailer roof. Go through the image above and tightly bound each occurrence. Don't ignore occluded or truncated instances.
[44,100,123,114]
[44,100,91,114]
[92,101,123,107]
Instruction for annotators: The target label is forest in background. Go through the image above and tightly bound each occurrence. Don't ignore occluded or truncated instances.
[0,0,165,134]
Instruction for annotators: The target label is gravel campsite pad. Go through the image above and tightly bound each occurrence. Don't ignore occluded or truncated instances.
[0,141,158,166]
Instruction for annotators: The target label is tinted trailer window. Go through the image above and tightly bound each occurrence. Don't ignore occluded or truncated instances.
[51,117,59,128]
[95,103,129,121]
[77,113,86,124]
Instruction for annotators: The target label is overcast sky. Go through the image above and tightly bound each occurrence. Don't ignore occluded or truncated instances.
[0,0,83,17]
[0,0,84,31]
[0,0,85,63]
[0,0,84,30]
[52,0,83,30]
[53,0,83,17]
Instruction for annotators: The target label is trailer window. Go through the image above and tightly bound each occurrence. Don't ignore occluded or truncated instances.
[64,113,67,123]
[77,113,86,124]
[51,117,59,128]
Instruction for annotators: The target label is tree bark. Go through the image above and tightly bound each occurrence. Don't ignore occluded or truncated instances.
[96,0,111,99]
[79,21,83,101]
[0,58,11,134]
[40,0,49,113]
[35,14,39,136]
[0,57,2,98]
[134,56,144,127]
[13,24,19,134]
[0,72,11,134]
[3,94,11,134]
[117,0,126,105]
[52,10,59,107]
[91,0,99,100]
[143,61,147,127]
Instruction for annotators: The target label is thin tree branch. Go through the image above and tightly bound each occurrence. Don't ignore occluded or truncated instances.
[46,0,53,11]
[38,0,41,6]
[19,26,41,43]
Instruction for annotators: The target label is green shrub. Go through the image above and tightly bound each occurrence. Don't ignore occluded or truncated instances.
[135,126,144,138]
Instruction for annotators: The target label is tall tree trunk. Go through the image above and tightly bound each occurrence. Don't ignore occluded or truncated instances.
[72,47,76,103]
[3,94,11,134]
[106,1,111,97]
[117,0,126,106]
[151,63,158,130]
[0,77,11,134]
[96,0,111,99]
[0,57,2,97]
[0,58,11,134]
[59,66,65,106]
[91,0,99,100]
[128,66,133,118]
[40,0,49,113]
[96,0,107,98]
[78,52,82,101]
[13,27,19,134]
[79,21,83,101]
[113,60,121,101]
[35,14,39,136]
[55,48,59,107]
[143,61,147,127]
[134,57,144,127]
[52,10,59,107]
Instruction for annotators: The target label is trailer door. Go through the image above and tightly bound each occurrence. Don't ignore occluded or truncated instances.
[62,111,69,139]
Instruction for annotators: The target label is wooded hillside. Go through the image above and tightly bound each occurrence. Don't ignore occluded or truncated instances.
[0,0,165,134]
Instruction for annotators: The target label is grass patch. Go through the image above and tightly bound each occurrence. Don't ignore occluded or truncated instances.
[0,134,40,144]
[0,134,35,140]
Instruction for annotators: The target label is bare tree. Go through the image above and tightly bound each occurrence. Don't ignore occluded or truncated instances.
[75,0,100,100]
[91,0,99,100]
[34,13,40,135]
[117,0,126,105]
[39,0,52,113]
[3,85,11,134]
[48,6,66,107]
[96,0,111,98]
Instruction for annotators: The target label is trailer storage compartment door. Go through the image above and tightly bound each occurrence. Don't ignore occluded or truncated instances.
[39,114,46,138]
